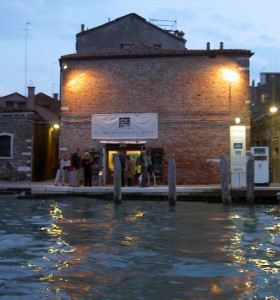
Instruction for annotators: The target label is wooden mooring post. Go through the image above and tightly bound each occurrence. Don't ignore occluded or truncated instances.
[246,154,255,204]
[220,154,231,204]
[168,156,176,205]
[113,154,122,204]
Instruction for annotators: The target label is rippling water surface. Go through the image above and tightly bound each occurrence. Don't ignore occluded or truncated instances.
[0,198,280,299]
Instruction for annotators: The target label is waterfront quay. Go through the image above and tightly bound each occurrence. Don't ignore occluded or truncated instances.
[0,181,280,203]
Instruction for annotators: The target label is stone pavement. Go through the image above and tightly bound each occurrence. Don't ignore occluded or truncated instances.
[0,180,280,201]
[0,180,221,200]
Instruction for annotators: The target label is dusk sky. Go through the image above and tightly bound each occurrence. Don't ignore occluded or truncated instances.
[1,0,280,97]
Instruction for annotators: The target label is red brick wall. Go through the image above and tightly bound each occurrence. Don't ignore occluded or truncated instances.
[60,55,250,184]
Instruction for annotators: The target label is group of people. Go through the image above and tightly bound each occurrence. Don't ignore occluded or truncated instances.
[117,147,156,187]
[54,147,157,188]
[54,148,94,187]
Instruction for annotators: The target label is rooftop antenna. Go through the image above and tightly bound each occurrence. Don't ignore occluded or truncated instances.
[149,19,177,33]
[24,22,32,96]
[52,62,58,95]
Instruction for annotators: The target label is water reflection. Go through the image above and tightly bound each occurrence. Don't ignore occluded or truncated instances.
[225,205,280,299]
[0,199,279,299]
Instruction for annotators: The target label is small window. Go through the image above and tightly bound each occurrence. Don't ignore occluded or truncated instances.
[0,134,13,158]
[121,43,134,49]
[17,102,26,109]
[6,101,14,108]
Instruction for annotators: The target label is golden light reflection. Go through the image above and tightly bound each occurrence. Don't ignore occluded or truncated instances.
[266,248,276,257]
[26,203,78,298]
[28,264,43,273]
[125,211,144,221]
[229,214,240,220]
[121,236,139,246]
[265,222,280,240]
[230,232,243,245]
[249,258,279,274]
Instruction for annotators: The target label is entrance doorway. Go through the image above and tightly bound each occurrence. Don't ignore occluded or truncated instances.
[106,146,142,185]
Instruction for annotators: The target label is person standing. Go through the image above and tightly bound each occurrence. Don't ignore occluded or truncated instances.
[72,148,82,187]
[82,152,93,187]
[139,146,148,187]
[65,153,74,186]
[54,155,66,186]
[147,151,156,186]
[126,155,135,186]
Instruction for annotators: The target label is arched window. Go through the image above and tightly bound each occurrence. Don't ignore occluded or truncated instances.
[0,133,13,158]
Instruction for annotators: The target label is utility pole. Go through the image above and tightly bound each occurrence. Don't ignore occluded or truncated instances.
[52,62,58,95]
[24,22,32,96]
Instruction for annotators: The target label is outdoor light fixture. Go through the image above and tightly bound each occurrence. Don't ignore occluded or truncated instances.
[53,123,60,129]
[269,106,278,113]
[223,69,239,111]
[223,69,239,83]
[235,117,241,124]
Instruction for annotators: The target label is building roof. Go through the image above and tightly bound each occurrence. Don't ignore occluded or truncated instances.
[0,92,26,101]
[77,13,186,43]
[61,44,254,61]
[35,92,60,114]
[0,90,60,124]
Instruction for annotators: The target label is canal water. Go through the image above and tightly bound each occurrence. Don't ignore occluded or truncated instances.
[0,198,279,300]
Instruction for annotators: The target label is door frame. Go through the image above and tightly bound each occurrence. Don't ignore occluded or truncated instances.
[105,144,143,185]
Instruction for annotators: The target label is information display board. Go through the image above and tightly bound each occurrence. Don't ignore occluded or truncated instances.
[230,126,247,188]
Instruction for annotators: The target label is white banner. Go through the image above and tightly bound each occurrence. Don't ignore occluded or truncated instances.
[91,113,158,139]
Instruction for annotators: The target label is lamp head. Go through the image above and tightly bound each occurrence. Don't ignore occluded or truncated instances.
[270,106,278,113]
[235,117,241,124]
[223,69,239,83]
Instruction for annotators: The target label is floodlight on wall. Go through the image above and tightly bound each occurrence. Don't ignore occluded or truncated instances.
[223,69,239,111]
[53,123,60,129]
[62,63,68,70]
[223,69,239,83]
[235,117,241,124]
[269,106,278,113]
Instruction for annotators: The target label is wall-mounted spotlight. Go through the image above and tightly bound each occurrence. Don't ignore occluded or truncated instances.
[62,63,68,70]
[223,69,239,111]
[235,117,241,124]
[269,106,278,113]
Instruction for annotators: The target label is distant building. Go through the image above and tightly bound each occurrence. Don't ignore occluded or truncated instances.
[250,72,280,182]
[59,13,253,185]
[0,87,60,181]
[76,13,186,53]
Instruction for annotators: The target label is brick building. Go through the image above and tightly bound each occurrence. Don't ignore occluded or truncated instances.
[0,87,60,181]
[250,72,280,183]
[59,13,253,185]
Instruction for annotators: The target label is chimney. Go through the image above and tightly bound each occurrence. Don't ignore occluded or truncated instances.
[53,93,58,100]
[27,86,35,110]
[206,42,210,50]
[81,24,85,32]
[220,42,224,50]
